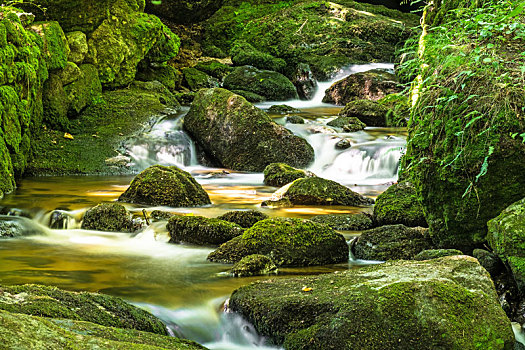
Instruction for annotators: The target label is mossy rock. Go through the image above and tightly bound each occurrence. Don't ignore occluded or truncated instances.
[230,89,265,102]
[66,31,88,64]
[0,215,47,238]
[338,99,390,127]
[323,69,401,105]
[377,93,410,127]
[230,41,286,72]
[353,224,433,261]
[64,63,103,116]
[208,218,349,267]
[327,116,366,132]
[167,215,243,246]
[145,0,223,24]
[268,105,301,115]
[58,61,82,85]
[216,210,269,228]
[472,248,504,278]
[194,60,232,80]
[81,203,134,233]
[309,213,373,231]
[373,181,427,227]
[183,88,314,172]
[223,66,298,101]
[175,91,196,106]
[119,165,211,207]
[136,64,182,91]
[231,254,278,277]
[263,163,315,188]
[0,284,168,335]
[414,249,463,261]
[31,21,70,71]
[228,256,514,349]
[487,198,525,292]
[291,63,317,100]
[182,67,219,91]
[265,177,374,207]
[150,210,174,221]
[42,73,70,130]
[286,115,305,124]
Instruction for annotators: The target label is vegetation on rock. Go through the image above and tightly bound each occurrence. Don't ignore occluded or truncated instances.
[167,215,243,245]
[230,254,278,277]
[263,163,314,187]
[81,203,134,233]
[216,210,269,228]
[373,181,427,227]
[309,213,373,231]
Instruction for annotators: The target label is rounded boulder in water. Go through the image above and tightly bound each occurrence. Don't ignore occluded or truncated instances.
[0,216,47,238]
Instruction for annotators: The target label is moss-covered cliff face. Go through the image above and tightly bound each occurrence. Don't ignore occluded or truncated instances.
[401,0,525,251]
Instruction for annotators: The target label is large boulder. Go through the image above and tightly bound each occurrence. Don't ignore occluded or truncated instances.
[487,198,525,292]
[338,99,390,127]
[182,67,219,91]
[353,224,432,261]
[323,69,401,105]
[309,213,373,231]
[216,210,269,228]
[167,215,243,246]
[81,203,134,232]
[223,66,298,101]
[373,181,427,227]
[228,256,514,349]
[327,116,366,132]
[263,163,315,187]
[118,165,211,207]
[183,88,314,172]
[145,0,223,24]
[414,249,463,261]
[208,218,349,267]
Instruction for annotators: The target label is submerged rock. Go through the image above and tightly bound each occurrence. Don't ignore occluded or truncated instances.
[323,69,401,105]
[216,210,269,228]
[353,224,432,261]
[373,181,427,227]
[183,88,314,172]
[263,163,315,188]
[310,213,373,231]
[414,249,463,261]
[230,254,278,277]
[0,216,46,238]
[268,105,301,115]
[228,256,514,349]
[167,215,243,246]
[81,203,134,233]
[208,218,349,267]
[118,165,211,207]
[339,99,390,127]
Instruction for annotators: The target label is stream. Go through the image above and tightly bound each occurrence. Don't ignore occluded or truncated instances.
[0,64,407,349]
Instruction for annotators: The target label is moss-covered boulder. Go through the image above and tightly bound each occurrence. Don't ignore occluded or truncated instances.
[473,248,504,278]
[64,63,103,116]
[228,256,514,349]
[208,218,349,267]
[353,224,432,261]
[182,67,219,91]
[216,210,269,228]
[286,115,305,124]
[223,66,298,101]
[310,213,373,231]
[119,165,210,207]
[373,181,427,227]
[267,105,301,115]
[0,284,167,335]
[42,73,70,130]
[31,21,70,71]
[230,41,286,72]
[230,89,265,102]
[0,215,47,238]
[0,309,206,349]
[136,64,182,91]
[81,203,134,233]
[338,99,390,127]
[487,198,525,292]
[327,116,366,132]
[183,88,314,172]
[264,177,374,207]
[263,163,315,188]
[167,215,243,246]
[231,254,278,277]
[291,63,317,100]
[414,249,463,261]
[66,31,88,64]
[323,69,401,105]
[145,0,223,24]
[194,60,232,80]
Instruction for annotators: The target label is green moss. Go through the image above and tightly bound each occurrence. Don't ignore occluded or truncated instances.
[216,210,269,228]
[373,181,427,227]
[42,73,69,130]
[230,254,278,277]
[230,89,264,102]
[64,63,103,116]
[167,215,243,246]
[31,21,70,71]
[263,162,313,187]
[66,31,88,64]
[414,249,463,260]
[327,116,366,131]
[230,41,286,72]
[194,60,232,80]
[182,67,219,91]
[81,203,134,232]
[136,63,181,90]
[309,213,373,231]
[267,105,300,115]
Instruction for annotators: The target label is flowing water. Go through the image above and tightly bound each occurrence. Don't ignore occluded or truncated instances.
[0,64,407,349]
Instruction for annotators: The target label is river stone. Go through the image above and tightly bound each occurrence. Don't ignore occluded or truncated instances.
[182,67,219,91]
[373,181,427,227]
[327,116,366,132]
[118,165,211,207]
[487,197,525,292]
[194,60,232,80]
[0,284,167,335]
[230,254,278,277]
[339,99,390,127]
[167,215,243,246]
[216,210,269,228]
[58,61,82,86]
[322,69,401,105]
[228,256,514,349]
[183,88,314,172]
[263,163,315,188]
[268,105,301,115]
[286,115,305,124]
[49,210,74,229]
[231,89,265,103]
[81,203,134,233]
[208,218,349,267]
[0,216,46,238]
[353,224,433,261]
[309,213,373,231]
[0,309,206,349]
[223,66,298,101]
[414,249,463,261]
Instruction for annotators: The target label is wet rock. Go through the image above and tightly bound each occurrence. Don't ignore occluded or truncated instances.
[216,210,269,228]
[150,210,174,221]
[182,67,219,91]
[473,249,504,277]
[223,66,298,101]
[310,213,373,231]
[335,139,352,149]
[291,63,317,100]
[66,31,88,64]
[81,203,134,233]
[136,64,182,91]
[228,256,514,349]
[0,216,46,238]
[49,210,74,229]
[58,62,82,86]
[353,224,432,261]
[145,0,223,24]
[105,154,131,167]
[263,163,315,188]
[183,88,314,172]
[175,91,196,106]
[231,254,278,277]
[208,218,348,267]
[339,99,390,127]
[118,165,211,207]
[414,249,463,261]
[167,215,243,246]
[327,116,366,132]
[323,69,401,105]
[194,60,232,80]
[373,181,427,227]
[64,64,103,116]
[268,105,301,115]
[230,89,265,103]
[230,41,286,73]
[286,115,305,124]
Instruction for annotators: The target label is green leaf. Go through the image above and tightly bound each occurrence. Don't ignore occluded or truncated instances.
[509,1,525,17]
